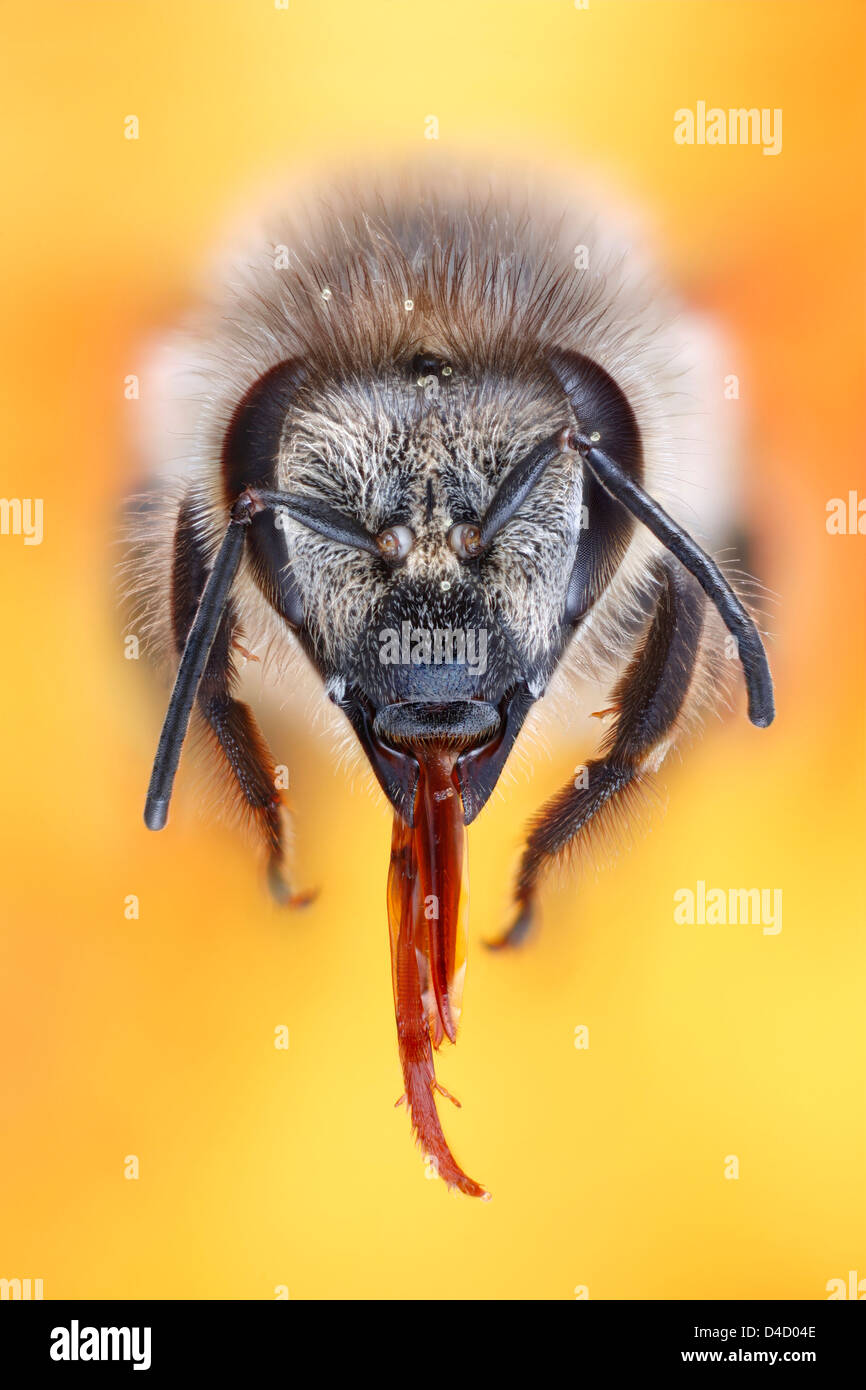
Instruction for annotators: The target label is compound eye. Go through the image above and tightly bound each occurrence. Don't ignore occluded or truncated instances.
[376,524,414,562]
[448,522,483,560]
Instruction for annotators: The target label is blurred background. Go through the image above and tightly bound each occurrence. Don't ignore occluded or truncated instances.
[0,0,863,1299]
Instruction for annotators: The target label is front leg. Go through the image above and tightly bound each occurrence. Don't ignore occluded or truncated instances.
[171,492,309,905]
[495,556,708,947]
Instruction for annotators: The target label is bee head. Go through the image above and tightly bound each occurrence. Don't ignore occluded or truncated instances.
[214,348,648,824]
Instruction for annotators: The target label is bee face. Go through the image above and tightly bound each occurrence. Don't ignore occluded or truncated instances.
[265,368,586,818]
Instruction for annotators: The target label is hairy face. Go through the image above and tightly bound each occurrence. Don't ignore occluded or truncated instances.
[269,362,585,821]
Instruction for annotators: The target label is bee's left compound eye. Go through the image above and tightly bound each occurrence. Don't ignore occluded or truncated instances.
[448,522,483,559]
[376,524,414,561]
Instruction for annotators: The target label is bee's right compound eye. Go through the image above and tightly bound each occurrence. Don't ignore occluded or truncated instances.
[376,524,414,562]
[448,522,483,560]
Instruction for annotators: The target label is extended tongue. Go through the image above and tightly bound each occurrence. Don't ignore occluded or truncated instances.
[386,744,485,1198]
[414,748,468,1044]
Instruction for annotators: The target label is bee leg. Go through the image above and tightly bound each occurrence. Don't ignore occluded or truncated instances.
[196,691,314,907]
[494,556,708,948]
[171,494,310,907]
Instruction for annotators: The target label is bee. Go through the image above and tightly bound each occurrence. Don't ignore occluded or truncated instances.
[129,171,774,1198]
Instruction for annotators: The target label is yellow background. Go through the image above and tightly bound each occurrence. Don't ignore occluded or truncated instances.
[0,0,863,1299]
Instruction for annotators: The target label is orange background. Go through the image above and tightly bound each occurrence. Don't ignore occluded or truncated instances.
[0,0,863,1299]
